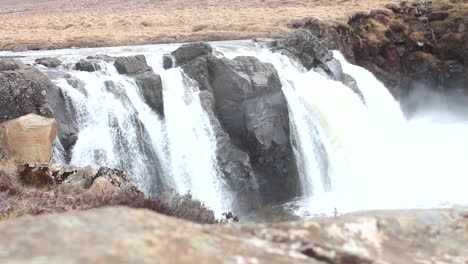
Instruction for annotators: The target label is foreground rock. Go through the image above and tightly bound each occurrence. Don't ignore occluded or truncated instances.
[0,206,466,263]
[0,114,57,163]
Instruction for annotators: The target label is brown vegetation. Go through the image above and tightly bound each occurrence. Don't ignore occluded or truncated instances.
[0,0,398,50]
[0,162,218,224]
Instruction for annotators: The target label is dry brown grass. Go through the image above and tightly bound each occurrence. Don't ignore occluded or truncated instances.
[0,0,398,50]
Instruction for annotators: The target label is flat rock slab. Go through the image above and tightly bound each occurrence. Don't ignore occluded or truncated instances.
[0,207,467,263]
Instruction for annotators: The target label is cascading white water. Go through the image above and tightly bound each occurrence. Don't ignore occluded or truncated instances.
[48,53,230,216]
[3,40,467,220]
[158,67,230,215]
[217,44,468,217]
[53,62,166,194]
[256,48,468,218]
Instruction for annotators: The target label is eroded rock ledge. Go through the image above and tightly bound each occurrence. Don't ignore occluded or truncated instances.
[289,0,466,97]
[0,206,466,264]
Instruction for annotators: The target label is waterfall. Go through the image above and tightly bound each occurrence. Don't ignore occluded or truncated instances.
[214,45,468,218]
[53,62,166,194]
[4,40,467,220]
[47,55,231,216]
[158,67,230,215]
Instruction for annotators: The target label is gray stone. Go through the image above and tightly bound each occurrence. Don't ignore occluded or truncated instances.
[0,60,54,123]
[0,207,467,264]
[75,59,102,72]
[114,55,150,75]
[35,57,62,68]
[132,71,164,115]
[171,42,213,66]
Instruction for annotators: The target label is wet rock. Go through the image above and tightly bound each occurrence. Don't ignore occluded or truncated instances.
[75,59,102,72]
[35,57,62,68]
[162,54,174,69]
[0,207,467,263]
[206,55,298,202]
[181,56,212,91]
[132,71,164,115]
[198,89,260,213]
[46,84,79,156]
[170,43,299,204]
[86,54,115,62]
[342,74,365,102]
[0,114,57,164]
[171,42,213,66]
[272,29,333,72]
[114,55,151,75]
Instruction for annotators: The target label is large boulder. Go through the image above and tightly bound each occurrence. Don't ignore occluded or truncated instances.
[0,114,57,163]
[171,42,213,66]
[170,43,299,203]
[0,207,466,263]
[206,56,297,202]
[114,55,151,75]
[0,60,54,123]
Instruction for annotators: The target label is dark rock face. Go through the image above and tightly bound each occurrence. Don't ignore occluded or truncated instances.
[35,57,62,68]
[75,59,102,72]
[112,55,164,116]
[45,83,79,157]
[114,55,151,75]
[171,42,213,66]
[132,71,164,115]
[198,89,260,213]
[272,29,333,74]
[0,60,54,123]
[169,43,299,205]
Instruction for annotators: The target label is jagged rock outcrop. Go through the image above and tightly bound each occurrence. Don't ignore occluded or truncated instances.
[0,114,57,163]
[168,43,299,204]
[0,206,466,263]
[288,0,467,97]
[270,29,363,98]
[35,57,62,68]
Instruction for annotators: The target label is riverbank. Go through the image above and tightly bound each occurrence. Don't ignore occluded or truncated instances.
[0,0,397,51]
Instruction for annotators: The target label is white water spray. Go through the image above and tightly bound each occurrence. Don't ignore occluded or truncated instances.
[159,67,230,215]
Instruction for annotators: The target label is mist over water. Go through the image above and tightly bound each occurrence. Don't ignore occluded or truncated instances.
[4,41,467,220]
